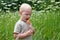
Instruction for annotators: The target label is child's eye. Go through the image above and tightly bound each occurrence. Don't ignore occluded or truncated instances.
[26,14,31,16]
[26,14,29,15]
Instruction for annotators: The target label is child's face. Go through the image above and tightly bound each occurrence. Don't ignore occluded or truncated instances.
[21,9,32,21]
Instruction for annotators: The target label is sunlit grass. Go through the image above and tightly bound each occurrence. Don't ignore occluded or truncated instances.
[0,10,60,40]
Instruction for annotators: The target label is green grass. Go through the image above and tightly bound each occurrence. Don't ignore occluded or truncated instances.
[0,10,60,40]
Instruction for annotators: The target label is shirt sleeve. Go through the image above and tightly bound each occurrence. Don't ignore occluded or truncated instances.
[14,22,22,33]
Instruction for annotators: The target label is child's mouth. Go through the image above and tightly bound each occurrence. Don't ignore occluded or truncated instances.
[26,18,29,20]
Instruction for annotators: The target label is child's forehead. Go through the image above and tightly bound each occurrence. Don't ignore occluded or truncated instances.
[24,8,32,12]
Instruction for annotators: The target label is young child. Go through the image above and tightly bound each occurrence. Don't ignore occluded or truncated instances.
[13,3,35,40]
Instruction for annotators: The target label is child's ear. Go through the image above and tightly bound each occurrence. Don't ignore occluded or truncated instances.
[20,11,22,15]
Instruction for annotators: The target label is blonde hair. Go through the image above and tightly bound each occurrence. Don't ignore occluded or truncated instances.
[19,3,32,14]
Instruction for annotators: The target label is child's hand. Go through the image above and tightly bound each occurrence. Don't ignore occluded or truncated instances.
[27,20,35,34]
[28,26,35,34]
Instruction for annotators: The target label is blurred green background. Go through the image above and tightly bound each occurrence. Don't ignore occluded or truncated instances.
[0,0,60,40]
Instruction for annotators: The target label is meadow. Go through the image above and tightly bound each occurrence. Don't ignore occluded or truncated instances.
[0,9,60,40]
